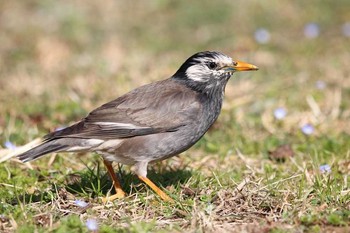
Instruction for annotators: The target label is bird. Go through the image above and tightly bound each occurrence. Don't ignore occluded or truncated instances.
[16,51,258,202]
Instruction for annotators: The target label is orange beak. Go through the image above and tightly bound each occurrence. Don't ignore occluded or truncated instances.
[222,61,259,72]
[234,60,259,71]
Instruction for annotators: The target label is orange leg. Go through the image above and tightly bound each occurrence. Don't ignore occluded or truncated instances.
[101,160,126,203]
[138,175,173,202]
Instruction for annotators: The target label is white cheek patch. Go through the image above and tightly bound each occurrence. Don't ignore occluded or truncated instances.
[212,69,226,79]
[185,64,211,82]
[186,52,234,83]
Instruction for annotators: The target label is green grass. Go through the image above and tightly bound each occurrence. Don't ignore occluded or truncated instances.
[1,0,350,232]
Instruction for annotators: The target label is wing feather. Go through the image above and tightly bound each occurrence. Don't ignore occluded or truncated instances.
[44,79,201,141]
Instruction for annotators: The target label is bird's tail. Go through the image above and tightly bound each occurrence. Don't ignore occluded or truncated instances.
[16,137,104,162]
[17,140,69,162]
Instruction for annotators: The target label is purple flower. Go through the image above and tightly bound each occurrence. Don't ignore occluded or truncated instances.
[254,28,270,44]
[342,22,350,37]
[74,199,88,208]
[319,164,331,173]
[86,219,99,231]
[301,124,314,135]
[4,141,16,150]
[274,107,287,120]
[304,23,320,39]
[315,80,326,90]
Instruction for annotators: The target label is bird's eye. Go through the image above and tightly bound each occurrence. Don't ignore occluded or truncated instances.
[208,62,217,69]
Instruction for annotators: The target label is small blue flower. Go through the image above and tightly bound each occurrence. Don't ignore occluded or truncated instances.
[319,164,331,173]
[74,199,88,208]
[274,107,287,120]
[86,219,99,231]
[315,80,326,90]
[254,28,270,44]
[4,141,16,150]
[342,22,350,37]
[301,124,314,135]
[304,23,320,39]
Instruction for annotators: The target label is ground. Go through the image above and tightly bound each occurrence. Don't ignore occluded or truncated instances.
[0,1,349,232]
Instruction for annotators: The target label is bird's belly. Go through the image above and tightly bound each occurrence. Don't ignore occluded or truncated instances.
[101,123,208,165]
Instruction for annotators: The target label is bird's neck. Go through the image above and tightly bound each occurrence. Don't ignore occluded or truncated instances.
[172,75,227,121]
[202,86,225,118]
[171,75,228,100]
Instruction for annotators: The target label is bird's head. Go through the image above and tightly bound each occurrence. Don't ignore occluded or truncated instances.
[173,51,258,94]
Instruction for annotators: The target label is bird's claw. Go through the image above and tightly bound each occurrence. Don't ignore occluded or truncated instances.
[101,190,126,204]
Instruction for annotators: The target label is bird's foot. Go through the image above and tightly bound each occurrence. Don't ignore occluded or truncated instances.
[157,190,174,202]
[101,189,126,204]
[137,175,174,202]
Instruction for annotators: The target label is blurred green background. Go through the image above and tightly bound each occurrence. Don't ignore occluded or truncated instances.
[1,0,350,141]
[0,0,349,232]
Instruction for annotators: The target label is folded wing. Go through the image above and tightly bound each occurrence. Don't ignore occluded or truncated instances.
[44,79,201,141]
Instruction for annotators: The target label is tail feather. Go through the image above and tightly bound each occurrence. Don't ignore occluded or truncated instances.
[16,137,104,162]
[17,140,69,162]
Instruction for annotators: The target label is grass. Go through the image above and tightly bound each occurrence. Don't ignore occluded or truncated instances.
[0,0,350,232]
